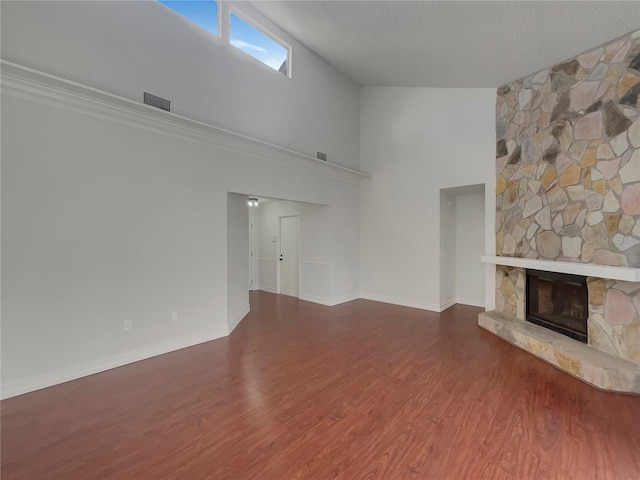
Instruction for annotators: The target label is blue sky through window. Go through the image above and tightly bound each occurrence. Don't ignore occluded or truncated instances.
[159,1,218,36]
[230,13,288,73]
[158,1,288,75]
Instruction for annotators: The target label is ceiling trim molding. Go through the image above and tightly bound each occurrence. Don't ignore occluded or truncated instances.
[0,60,367,184]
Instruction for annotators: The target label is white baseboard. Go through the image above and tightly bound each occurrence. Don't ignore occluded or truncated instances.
[328,293,360,306]
[1,331,223,400]
[439,299,457,311]
[299,293,359,307]
[299,293,332,306]
[228,304,250,333]
[359,294,484,312]
[456,297,485,308]
[259,286,277,294]
[360,292,442,312]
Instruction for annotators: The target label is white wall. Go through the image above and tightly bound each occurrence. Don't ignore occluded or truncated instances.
[0,0,360,170]
[455,191,486,307]
[1,71,361,399]
[360,87,496,311]
[1,1,503,398]
[255,199,334,304]
[227,193,250,333]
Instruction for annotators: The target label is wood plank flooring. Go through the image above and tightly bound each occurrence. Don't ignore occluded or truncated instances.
[2,291,640,479]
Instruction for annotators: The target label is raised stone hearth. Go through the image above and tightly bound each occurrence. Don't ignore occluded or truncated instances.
[483,263,640,393]
[479,310,640,393]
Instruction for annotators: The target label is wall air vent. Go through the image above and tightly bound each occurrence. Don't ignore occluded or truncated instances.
[143,92,170,111]
[317,151,327,161]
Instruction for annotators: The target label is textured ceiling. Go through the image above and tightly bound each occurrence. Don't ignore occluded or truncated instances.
[249,1,640,87]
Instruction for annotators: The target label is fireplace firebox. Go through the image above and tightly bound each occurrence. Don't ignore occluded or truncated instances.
[526,270,588,343]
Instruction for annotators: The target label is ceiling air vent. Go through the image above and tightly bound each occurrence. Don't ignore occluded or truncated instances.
[144,92,170,112]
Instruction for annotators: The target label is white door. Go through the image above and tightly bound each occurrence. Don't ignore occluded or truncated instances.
[279,215,299,297]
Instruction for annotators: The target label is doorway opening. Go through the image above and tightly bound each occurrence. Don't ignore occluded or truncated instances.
[228,193,330,333]
[439,184,486,311]
[244,195,330,303]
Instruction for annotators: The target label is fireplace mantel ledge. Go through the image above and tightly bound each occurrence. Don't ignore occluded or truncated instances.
[481,256,640,282]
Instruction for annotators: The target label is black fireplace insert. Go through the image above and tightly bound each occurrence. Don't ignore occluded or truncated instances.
[526,270,588,343]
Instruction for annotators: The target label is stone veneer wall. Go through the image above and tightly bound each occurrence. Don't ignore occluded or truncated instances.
[588,277,640,363]
[495,266,525,321]
[495,29,640,267]
[496,265,640,364]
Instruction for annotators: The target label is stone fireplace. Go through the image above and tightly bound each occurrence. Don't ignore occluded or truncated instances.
[479,29,640,394]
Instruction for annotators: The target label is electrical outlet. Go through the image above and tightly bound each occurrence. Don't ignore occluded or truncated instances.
[123,320,133,332]
[171,311,179,322]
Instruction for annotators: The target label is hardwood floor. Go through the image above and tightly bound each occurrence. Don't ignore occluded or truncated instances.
[2,291,639,479]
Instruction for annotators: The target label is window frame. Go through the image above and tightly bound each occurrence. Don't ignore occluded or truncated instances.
[157,0,292,78]
[227,7,292,78]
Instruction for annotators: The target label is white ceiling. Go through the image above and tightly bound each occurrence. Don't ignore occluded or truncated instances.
[249,1,640,88]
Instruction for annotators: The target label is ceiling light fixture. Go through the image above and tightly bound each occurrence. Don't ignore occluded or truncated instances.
[248,197,259,207]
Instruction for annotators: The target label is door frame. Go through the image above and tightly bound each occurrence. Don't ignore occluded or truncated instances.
[249,215,256,291]
[276,213,301,296]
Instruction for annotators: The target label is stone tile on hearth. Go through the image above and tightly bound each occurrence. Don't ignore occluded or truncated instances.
[478,311,640,394]
[623,322,640,362]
